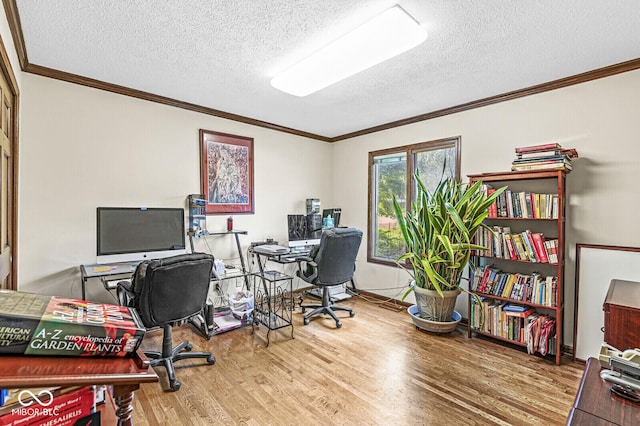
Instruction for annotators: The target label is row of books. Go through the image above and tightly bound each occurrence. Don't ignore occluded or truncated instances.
[470,300,556,355]
[511,143,578,172]
[470,265,558,306]
[474,226,559,263]
[482,185,559,219]
[470,300,532,341]
[0,385,101,425]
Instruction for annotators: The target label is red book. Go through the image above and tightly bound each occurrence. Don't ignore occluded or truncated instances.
[504,307,535,318]
[515,143,561,154]
[530,232,549,263]
[559,148,579,158]
[504,234,518,260]
[0,386,95,426]
[487,189,497,218]
[529,193,537,218]
[478,267,492,293]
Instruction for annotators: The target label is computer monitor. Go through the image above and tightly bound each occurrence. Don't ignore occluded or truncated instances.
[322,208,341,227]
[287,214,321,250]
[96,207,187,264]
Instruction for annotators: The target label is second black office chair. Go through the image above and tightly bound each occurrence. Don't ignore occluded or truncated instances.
[297,227,363,328]
[117,253,216,392]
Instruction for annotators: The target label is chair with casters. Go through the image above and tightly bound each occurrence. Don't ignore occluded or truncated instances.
[117,253,216,392]
[297,227,363,328]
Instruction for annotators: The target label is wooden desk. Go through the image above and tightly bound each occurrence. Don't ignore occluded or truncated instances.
[0,349,158,425]
[567,357,640,425]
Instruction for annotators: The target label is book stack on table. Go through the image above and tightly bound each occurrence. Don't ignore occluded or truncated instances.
[511,143,578,172]
[0,289,145,357]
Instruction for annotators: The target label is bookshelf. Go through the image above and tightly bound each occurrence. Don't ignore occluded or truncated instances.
[467,170,567,365]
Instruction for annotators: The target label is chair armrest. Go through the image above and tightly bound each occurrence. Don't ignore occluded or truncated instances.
[296,259,318,283]
[116,280,136,307]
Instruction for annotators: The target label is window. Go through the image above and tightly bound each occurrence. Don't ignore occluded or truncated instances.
[368,137,460,265]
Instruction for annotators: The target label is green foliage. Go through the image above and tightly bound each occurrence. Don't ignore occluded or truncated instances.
[393,174,506,299]
[376,161,406,218]
[376,225,404,260]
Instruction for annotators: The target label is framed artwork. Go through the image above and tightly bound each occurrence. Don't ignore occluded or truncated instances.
[199,129,254,214]
[573,243,640,361]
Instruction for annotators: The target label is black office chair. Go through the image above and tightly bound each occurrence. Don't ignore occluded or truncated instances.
[117,253,216,392]
[297,227,363,328]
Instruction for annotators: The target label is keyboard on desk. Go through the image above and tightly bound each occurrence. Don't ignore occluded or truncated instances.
[252,244,289,255]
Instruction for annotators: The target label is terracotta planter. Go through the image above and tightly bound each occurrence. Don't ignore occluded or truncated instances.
[413,285,461,322]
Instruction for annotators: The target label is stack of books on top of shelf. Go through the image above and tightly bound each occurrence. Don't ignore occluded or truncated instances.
[511,143,578,172]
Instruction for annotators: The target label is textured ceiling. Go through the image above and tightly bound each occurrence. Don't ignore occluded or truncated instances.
[12,0,640,139]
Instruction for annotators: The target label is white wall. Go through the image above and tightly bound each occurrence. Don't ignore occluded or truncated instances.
[19,74,333,301]
[10,0,640,347]
[333,68,640,347]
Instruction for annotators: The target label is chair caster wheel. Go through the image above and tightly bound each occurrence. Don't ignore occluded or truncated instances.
[301,307,306,314]
[336,321,342,328]
[169,380,181,392]
[303,318,309,325]
[349,312,355,318]
[207,356,216,365]
[185,343,193,352]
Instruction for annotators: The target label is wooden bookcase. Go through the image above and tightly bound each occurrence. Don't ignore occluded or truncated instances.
[467,170,567,365]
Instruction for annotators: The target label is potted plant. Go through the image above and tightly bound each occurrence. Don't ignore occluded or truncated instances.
[393,174,505,330]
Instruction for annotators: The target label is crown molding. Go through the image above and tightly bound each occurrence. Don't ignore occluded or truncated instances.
[330,58,640,141]
[4,1,640,143]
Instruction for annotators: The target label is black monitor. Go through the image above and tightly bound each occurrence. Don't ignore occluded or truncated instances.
[96,207,186,264]
[322,208,341,227]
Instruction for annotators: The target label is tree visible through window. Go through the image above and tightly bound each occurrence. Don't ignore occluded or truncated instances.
[368,137,460,265]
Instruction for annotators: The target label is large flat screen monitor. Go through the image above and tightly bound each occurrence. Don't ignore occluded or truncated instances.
[287,214,321,250]
[96,207,186,264]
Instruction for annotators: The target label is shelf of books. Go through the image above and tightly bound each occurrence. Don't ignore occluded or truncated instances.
[467,169,567,365]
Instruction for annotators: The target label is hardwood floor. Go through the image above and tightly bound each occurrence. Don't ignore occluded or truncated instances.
[132,295,584,425]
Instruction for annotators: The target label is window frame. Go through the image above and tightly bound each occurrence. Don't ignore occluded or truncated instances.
[367,136,461,266]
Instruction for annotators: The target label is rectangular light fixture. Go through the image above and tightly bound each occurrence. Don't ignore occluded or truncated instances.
[270,5,428,97]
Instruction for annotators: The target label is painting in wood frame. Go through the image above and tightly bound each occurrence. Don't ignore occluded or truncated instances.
[199,129,254,214]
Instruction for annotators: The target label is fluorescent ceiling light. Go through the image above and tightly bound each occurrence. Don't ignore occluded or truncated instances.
[271,5,428,97]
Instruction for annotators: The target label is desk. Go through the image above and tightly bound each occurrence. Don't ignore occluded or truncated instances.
[192,230,251,290]
[80,262,139,300]
[251,246,295,346]
[567,357,640,425]
[0,349,158,425]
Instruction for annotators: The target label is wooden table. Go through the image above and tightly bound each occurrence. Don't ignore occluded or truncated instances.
[0,349,158,425]
[567,357,640,425]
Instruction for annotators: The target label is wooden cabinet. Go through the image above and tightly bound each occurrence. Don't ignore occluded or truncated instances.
[467,170,567,365]
[603,279,640,350]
